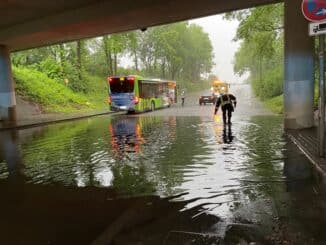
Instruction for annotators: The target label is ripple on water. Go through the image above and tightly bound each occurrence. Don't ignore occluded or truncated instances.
[0,115,288,209]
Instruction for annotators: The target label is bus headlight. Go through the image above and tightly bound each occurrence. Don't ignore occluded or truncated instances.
[133,96,139,104]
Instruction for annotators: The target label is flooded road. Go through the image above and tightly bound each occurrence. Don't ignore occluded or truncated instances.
[0,85,325,244]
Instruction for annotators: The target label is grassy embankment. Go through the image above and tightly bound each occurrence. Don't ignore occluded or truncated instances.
[263,81,318,115]
[13,66,211,113]
[264,95,283,114]
[13,66,108,113]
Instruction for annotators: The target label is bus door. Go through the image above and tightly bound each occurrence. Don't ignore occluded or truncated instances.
[168,81,177,104]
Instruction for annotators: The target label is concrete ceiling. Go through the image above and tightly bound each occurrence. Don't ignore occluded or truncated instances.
[0,0,282,51]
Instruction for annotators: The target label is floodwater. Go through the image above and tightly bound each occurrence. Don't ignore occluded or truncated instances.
[0,85,326,244]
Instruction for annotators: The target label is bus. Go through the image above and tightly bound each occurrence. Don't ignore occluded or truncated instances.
[107,75,177,113]
[211,80,229,97]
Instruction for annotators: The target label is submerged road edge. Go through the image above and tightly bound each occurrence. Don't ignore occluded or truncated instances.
[0,110,121,131]
[286,131,326,182]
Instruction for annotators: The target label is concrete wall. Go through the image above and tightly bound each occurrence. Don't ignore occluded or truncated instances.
[284,0,315,129]
[0,45,16,121]
[0,0,281,51]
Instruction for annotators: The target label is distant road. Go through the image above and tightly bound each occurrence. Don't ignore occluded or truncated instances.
[148,84,273,119]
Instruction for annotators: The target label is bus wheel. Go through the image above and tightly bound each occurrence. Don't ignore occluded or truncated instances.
[127,110,135,114]
[151,101,155,111]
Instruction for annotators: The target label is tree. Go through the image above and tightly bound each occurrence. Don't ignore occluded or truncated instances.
[137,22,214,81]
[183,24,213,82]
[125,32,140,71]
[225,3,284,99]
[12,20,215,94]
[102,33,129,75]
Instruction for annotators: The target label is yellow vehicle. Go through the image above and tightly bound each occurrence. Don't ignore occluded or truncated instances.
[211,80,229,96]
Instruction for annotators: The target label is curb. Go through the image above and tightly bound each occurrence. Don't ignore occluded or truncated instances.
[286,132,326,181]
[0,110,122,131]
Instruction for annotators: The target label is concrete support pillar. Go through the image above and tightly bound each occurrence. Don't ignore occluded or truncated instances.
[284,0,314,129]
[0,45,16,122]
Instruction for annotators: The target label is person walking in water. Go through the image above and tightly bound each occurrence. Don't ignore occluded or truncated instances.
[214,92,237,124]
[181,90,185,106]
[223,123,234,143]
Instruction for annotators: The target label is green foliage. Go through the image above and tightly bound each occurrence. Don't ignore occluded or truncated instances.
[81,74,109,108]
[252,65,283,99]
[11,21,215,114]
[177,79,211,93]
[117,67,145,77]
[13,66,101,112]
[314,81,318,108]
[66,71,87,93]
[227,3,284,103]
[86,41,108,77]
[38,58,64,80]
[13,43,92,93]
[61,61,83,92]
[136,22,213,81]
[12,46,55,66]
[264,95,283,114]
[85,23,214,83]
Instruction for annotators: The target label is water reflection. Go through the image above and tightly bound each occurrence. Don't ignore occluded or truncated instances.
[0,130,24,182]
[222,124,233,144]
[0,114,324,244]
[109,116,143,154]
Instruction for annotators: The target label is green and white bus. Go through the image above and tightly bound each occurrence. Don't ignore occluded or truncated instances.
[107,75,177,113]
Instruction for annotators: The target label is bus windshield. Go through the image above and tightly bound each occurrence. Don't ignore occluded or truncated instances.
[109,77,134,93]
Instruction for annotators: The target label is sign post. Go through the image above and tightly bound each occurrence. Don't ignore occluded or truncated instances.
[304,0,326,157]
[318,34,325,157]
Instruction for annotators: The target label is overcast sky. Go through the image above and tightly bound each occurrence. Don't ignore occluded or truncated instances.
[189,14,244,83]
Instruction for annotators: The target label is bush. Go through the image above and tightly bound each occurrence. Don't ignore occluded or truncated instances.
[13,66,91,112]
[38,58,64,80]
[37,58,90,93]
[265,94,283,114]
[263,66,283,99]
[252,66,283,100]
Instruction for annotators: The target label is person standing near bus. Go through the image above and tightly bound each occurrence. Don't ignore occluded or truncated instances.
[214,92,237,124]
[181,90,185,106]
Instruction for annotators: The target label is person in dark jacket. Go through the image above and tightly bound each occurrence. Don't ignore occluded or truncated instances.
[180,90,185,106]
[214,93,237,124]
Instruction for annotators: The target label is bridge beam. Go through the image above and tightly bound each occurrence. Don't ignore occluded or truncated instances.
[284,0,315,129]
[0,45,16,122]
